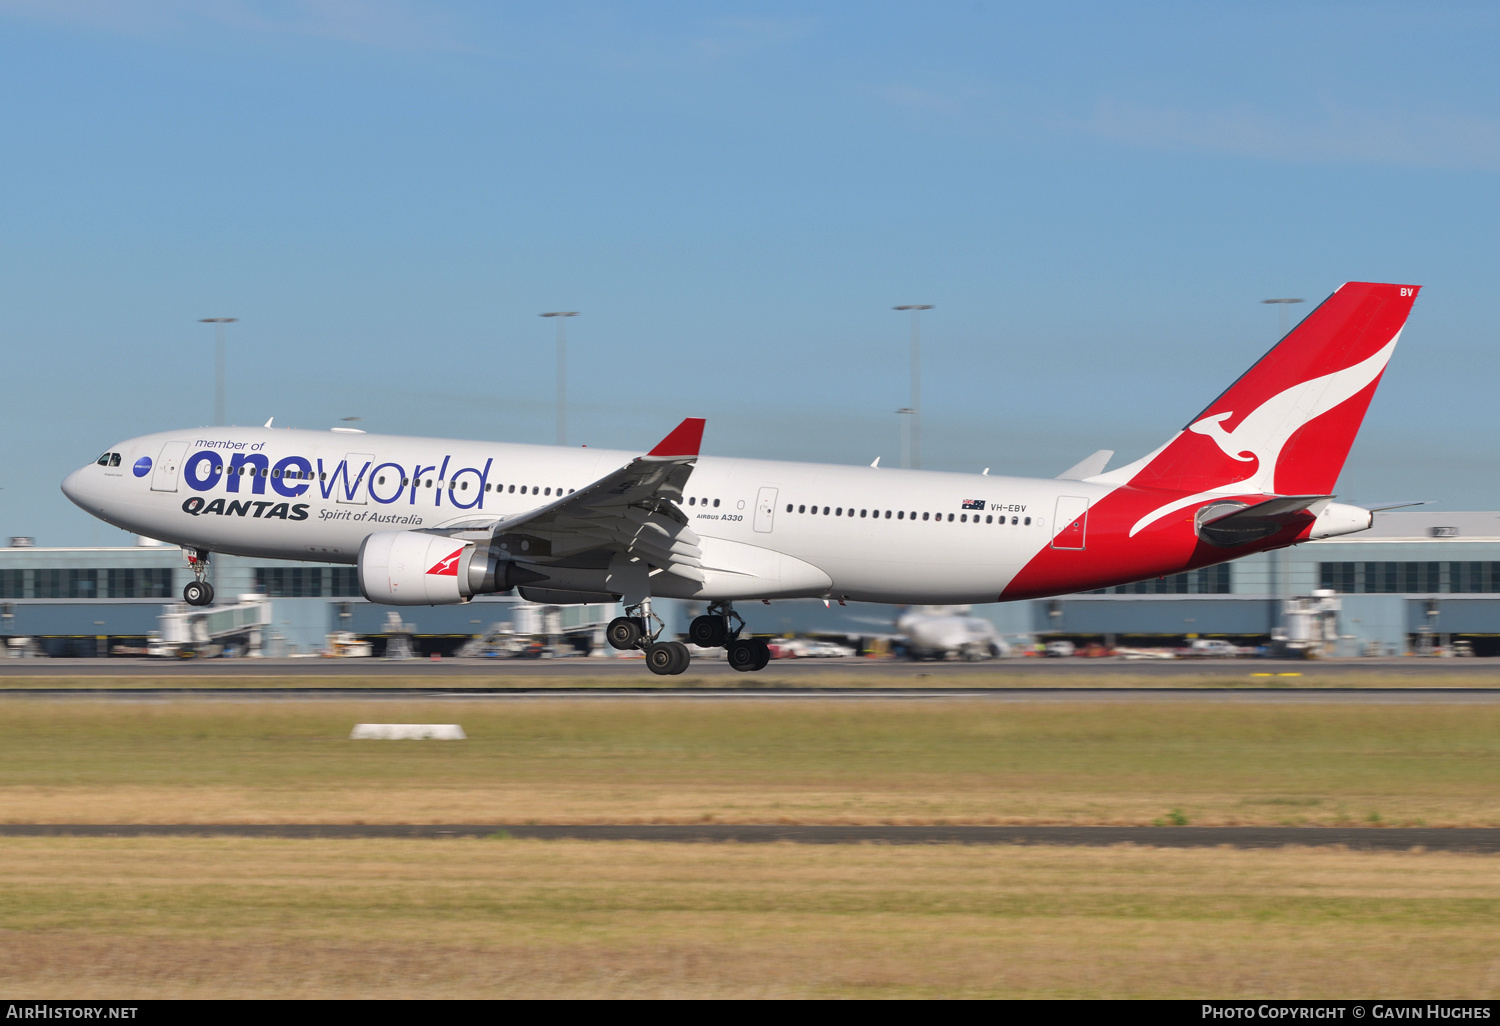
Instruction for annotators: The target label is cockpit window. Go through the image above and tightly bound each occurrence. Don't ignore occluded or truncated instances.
[96,453,110,466]
[109,453,121,467]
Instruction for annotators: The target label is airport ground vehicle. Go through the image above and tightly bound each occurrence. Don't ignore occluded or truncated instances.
[63,283,1419,676]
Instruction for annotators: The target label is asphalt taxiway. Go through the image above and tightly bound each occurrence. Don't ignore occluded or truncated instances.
[0,686,1498,702]
[2,823,1496,851]
[2,655,1499,679]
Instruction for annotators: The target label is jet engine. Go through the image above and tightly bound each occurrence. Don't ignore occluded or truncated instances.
[357,530,544,605]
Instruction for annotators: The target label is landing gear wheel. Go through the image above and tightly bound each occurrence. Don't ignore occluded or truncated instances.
[750,637,771,671]
[183,581,214,606]
[645,641,691,676]
[688,615,728,648]
[607,616,644,651]
[727,638,759,672]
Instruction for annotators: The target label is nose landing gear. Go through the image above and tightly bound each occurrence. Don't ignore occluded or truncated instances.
[183,549,215,606]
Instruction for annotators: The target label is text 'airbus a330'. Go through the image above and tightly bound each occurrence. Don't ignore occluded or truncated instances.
[63,281,1420,675]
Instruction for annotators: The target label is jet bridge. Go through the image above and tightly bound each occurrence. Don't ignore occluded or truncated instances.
[151,593,273,658]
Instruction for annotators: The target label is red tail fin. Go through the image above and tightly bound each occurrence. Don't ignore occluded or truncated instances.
[1117,282,1419,497]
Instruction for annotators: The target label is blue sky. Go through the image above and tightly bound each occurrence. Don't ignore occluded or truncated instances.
[2,1,1497,543]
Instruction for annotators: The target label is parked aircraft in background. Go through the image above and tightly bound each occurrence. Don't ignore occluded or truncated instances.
[63,282,1420,676]
[895,606,1008,661]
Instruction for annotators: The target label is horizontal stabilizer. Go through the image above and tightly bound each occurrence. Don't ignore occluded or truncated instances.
[1358,500,1430,512]
[1202,494,1332,525]
[1197,494,1331,548]
[1057,450,1114,481]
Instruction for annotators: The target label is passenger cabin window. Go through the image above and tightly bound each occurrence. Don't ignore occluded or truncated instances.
[713,499,720,507]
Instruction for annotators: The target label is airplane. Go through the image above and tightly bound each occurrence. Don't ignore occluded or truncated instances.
[895,605,1009,661]
[62,281,1420,676]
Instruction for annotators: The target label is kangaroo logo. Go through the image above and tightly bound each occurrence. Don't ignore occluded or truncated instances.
[1129,334,1401,537]
[425,548,464,576]
[1185,335,1399,491]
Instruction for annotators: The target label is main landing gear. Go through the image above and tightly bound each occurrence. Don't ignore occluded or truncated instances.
[691,602,770,673]
[606,597,691,676]
[606,599,769,675]
[183,549,215,607]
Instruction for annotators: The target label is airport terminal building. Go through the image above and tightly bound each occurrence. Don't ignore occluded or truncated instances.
[2,510,1497,656]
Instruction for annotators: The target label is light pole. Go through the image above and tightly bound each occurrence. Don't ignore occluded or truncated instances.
[1262,297,1305,337]
[895,407,915,469]
[540,312,579,445]
[892,305,932,468]
[199,318,237,426]
[1260,298,1302,634]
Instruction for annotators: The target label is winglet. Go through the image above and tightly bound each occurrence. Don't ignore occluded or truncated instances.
[646,418,705,458]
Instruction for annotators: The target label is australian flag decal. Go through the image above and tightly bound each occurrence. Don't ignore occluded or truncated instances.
[961,499,985,511]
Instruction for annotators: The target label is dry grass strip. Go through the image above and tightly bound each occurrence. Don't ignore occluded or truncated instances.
[0,838,1496,998]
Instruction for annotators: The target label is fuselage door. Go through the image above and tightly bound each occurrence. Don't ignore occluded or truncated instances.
[1052,495,1089,550]
[150,441,190,493]
[334,452,377,505]
[754,486,778,533]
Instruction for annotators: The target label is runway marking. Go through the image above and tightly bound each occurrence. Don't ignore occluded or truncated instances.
[1,824,1496,851]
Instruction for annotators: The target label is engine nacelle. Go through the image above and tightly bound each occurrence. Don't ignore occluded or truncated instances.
[358,530,549,605]
[359,531,478,605]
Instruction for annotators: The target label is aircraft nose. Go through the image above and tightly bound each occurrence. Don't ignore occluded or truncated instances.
[60,467,89,508]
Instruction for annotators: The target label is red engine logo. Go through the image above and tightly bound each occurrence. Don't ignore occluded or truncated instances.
[425,548,464,576]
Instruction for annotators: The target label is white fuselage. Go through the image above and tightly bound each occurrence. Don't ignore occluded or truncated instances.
[63,426,1113,605]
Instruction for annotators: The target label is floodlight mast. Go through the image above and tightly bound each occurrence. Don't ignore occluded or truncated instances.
[1262,297,1305,336]
[540,312,579,445]
[893,305,932,469]
[198,318,238,426]
[1259,297,1305,633]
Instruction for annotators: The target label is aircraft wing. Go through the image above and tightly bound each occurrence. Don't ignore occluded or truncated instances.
[482,418,708,584]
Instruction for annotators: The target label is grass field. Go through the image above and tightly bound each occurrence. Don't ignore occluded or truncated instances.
[4,698,1498,998]
[2,699,1499,826]
[0,837,1495,998]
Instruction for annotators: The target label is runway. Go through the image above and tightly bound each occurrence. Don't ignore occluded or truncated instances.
[1,686,1498,701]
[3,655,1499,680]
[3,823,1496,851]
